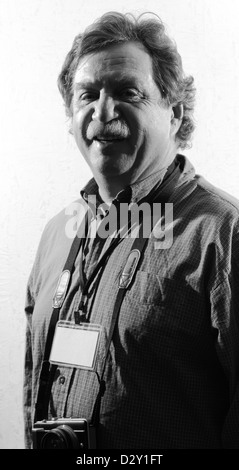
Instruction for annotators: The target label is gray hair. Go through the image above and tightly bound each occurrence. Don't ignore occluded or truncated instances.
[58,11,196,149]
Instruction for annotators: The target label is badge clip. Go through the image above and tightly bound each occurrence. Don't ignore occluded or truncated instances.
[74,311,88,324]
[74,295,88,324]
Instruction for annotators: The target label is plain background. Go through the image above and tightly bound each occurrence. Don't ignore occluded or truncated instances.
[0,0,239,448]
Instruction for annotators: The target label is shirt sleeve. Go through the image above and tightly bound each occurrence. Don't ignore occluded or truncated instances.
[23,268,35,449]
[210,261,239,448]
[23,223,47,449]
[22,211,74,448]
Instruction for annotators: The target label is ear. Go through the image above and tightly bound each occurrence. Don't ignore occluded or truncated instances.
[172,103,184,120]
[170,103,184,136]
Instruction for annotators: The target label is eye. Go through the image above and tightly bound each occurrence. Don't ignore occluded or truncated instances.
[79,91,98,102]
[120,88,142,101]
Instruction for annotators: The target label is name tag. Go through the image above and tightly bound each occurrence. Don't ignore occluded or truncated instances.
[49,321,102,371]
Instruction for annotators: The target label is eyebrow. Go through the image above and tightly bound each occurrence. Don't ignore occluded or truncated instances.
[73,76,144,91]
[74,81,95,91]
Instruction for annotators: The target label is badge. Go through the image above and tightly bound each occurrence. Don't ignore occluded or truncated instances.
[49,321,102,371]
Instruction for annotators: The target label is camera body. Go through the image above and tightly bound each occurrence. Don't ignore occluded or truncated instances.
[32,417,96,449]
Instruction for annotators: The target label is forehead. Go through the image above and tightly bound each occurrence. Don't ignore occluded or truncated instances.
[74,41,155,86]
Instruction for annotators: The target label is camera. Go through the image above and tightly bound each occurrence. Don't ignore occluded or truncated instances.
[32,418,96,449]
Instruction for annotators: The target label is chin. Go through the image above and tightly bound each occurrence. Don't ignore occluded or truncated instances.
[91,153,132,177]
[97,164,128,178]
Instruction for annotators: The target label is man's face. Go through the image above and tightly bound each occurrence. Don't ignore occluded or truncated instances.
[72,42,179,182]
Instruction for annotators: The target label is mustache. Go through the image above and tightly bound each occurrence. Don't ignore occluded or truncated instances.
[86,120,130,141]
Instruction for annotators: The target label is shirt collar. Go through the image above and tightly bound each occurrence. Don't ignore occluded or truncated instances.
[81,159,177,216]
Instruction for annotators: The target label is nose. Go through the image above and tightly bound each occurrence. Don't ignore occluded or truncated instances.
[92,92,120,123]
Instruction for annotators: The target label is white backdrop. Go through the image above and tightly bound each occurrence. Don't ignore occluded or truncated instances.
[0,0,239,448]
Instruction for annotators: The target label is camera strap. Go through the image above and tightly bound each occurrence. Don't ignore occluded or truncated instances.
[90,222,150,428]
[34,160,181,424]
[34,216,86,422]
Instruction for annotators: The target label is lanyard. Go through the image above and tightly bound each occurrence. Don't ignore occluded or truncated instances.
[75,204,138,322]
[34,161,181,424]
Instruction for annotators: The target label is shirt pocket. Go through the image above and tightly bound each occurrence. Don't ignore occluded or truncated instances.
[122,271,206,339]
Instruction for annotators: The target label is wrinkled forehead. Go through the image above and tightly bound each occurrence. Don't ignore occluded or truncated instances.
[73,41,154,85]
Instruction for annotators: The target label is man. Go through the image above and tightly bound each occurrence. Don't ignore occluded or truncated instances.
[24,12,239,449]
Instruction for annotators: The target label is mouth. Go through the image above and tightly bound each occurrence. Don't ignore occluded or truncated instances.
[93,136,126,143]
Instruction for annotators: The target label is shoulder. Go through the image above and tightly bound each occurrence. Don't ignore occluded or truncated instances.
[176,155,239,218]
[29,197,88,295]
[37,197,88,261]
[174,157,239,267]
[188,174,239,273]
[193,176,239,247]
[195,174,239,216]
[45,197,87,236]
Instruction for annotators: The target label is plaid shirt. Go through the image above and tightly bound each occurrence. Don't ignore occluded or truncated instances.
[24,155,239,449]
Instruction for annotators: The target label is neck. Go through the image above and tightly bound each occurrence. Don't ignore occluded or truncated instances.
[95,168,169,204]
[93,151,177,203]
[96,174,126,204]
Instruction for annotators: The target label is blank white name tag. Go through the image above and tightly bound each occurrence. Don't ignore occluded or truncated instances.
[49,321,102,371]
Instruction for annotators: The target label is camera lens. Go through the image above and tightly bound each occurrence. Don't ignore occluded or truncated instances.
[41,425,79,449]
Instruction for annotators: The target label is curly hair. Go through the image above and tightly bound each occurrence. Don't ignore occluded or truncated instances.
[58,12,196,149]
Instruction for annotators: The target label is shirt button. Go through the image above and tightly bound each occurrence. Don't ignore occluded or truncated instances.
[59,375,65,385]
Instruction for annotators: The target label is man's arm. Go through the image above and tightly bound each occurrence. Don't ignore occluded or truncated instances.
[23,276,34,449]
[210,261,239,448]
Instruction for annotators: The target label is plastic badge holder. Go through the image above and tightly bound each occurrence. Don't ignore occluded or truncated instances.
[49,321,102,371]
